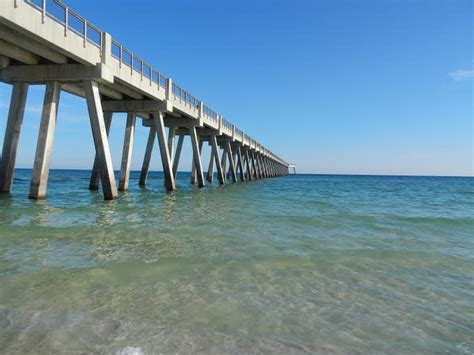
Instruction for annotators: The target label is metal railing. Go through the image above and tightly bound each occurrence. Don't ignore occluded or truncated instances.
[203,105,218,123]
[172,83,199,108]
[111,40,168,89]
[235,128,243,139]
[222,118,233,132]
[24,0,102,48]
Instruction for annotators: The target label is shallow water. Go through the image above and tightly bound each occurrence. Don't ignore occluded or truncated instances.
[0,171,473,354]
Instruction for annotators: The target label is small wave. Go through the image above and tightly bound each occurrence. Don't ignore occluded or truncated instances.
[116,347,144,355]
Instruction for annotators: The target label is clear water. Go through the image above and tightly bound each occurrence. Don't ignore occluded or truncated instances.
[0,170,473,354]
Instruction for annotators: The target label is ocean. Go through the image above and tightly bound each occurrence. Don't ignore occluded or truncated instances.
[0,170,472,354]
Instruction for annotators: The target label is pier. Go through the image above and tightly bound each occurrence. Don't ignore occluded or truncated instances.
[0,0,289,200]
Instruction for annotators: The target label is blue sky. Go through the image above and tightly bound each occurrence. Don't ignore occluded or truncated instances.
[0,0,472,176]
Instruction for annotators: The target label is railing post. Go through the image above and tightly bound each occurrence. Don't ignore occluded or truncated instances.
[42,0,46,23]
[64,7,69,37]
[198,101,204,126]
[83,20,87,47]
[101,32,112,65]
[119,45,123,68]
[166,78,173,100]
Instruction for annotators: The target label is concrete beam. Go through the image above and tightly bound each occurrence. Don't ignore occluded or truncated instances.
[0,64,114,84]
[0,26,68,64]
[0,38,39,65]
[207,148,214,183]
[0,82,28,193]
[118,112,136,191]
[237,146,245,182]
[102,99,169,113]
[139,126,155,187]
[245,150,252,180]
[190,127,205,188]
[29,82,61,199]
[210,135,225,185]
[172,134,184,178]
[89,111,113,190]
[225,141,237,183]
[153,111,176,191]
[168,127,175,163]
[61,83,124,101]
[84,80,118,200]
[0,55,10,69]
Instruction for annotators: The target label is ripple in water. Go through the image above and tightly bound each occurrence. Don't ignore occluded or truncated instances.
[0,170,473,353]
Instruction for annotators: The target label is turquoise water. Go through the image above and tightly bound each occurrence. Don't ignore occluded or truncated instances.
[0,170,473,354]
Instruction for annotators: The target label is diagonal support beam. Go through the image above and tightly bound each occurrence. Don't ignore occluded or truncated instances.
[168,127,175,163]
[191,137,203,185]
[245,150,252,181]
[154,111,176,191]
[210,135,225,185]
[0,83,28,193]
[172,135,184,179]
[84,80,118,200]
[207,148,214,183]
[139,126,155,186]
[251,151,259,179]
[118,112,136,191]
[29,82,61,199]
[89,111,113,190]
[237,146,245,182]
[225,141,237,183]
[221,147,227,182]
[189,127,205,188]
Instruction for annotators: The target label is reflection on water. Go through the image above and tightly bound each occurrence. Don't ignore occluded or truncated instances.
[0,170,473,354]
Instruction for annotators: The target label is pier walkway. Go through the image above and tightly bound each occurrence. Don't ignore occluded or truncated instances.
[0,0,289,200]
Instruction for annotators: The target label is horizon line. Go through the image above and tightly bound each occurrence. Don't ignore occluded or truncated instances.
[12,168,474,179]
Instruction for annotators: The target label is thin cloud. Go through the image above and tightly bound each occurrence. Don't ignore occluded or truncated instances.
[449,69,474,81]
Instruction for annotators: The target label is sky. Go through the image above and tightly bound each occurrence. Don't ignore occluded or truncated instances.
[0,0,472,176]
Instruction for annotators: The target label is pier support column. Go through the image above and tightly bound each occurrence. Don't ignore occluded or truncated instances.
[0,83,28,193]
[250,151,258,179]
[221,147,227,182]
[29,82,61,200]
[191,137,203,185]
[237,146,245,182]
[139,125,155,186]
[211,135,224,185]
[118,112,136,191]
[255,153,263,179]
[172,134,184,179]
[244,150,252,181]
[190,127,205,188]
[262,156,267,178]
[207,147,214,183]
[84,80,118,200]
[225,141,237,183]
[89,112,113,190]
[153,111,175,191]
[168,127,175,163]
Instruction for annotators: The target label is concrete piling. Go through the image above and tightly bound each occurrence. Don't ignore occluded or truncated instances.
[0,83,28,193]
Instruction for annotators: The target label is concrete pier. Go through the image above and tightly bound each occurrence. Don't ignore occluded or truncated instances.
[0,82,28,193]
[118,112,136,191]
[0,0,290,200]
[29,81,61,200]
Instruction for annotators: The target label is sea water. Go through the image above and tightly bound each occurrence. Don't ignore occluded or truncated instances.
[0,170,472,353]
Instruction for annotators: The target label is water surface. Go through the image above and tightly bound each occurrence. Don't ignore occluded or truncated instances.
[0,171,473,354]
